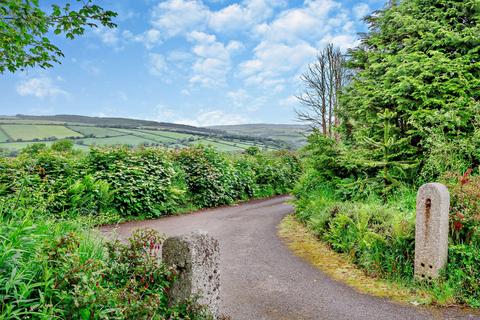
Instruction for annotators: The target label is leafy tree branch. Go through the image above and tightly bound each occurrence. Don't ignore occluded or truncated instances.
[0,0,117,73]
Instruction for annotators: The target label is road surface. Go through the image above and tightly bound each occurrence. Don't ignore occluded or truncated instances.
[101,196,478,320]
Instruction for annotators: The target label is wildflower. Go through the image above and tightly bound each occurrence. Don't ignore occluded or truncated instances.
[453,221,463,231]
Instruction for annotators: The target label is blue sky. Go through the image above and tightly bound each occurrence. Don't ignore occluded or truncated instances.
[1,0,385,126]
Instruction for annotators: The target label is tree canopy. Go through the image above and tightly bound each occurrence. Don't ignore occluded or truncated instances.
[0,0,117,73]
[340,0,480,181]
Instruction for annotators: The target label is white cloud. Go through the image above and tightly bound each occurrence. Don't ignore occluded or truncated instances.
[149,0,286,39]
[209,0,286,33]
[237,0,358,90]
[134,0,363,112]
[93,27,121,46]
[318,33,358,51]
[279,95,298,108]
[252,0,341,44]
[16,77,68,99]
[176,110,249,126]
[353,3,371,19]
[167,50,193,62]
[239,40,316,89]
[124,28,162,48]
[148,53,168,76]
[227,89,266,111]
[187,31,242,86]
[151,0,210,38]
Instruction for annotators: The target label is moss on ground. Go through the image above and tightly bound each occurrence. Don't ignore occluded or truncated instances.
[277,214,432,305]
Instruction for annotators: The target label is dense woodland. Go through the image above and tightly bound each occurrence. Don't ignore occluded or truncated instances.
[294,0,480,307]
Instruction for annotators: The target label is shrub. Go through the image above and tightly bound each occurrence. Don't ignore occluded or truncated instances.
[174,146,236,208]
[250,150,301,197]
[87,147,186,217]
[443,170,480,245]
[0,215,212,319]
[1,144,300,220]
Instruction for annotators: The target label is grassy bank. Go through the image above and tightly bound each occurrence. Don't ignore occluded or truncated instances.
[293,180,480,308]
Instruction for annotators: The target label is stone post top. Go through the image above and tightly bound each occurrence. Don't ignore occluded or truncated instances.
[417,182,449,200]
[164,230,216,242]
[418,182,449,193]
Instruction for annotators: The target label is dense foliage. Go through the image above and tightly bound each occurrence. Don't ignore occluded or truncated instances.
[294,0,480,308]
[0,143,300,220]
[335,0,480,192]
[0,216,212,319]
[1,0,117,73]
[0,142,300,318]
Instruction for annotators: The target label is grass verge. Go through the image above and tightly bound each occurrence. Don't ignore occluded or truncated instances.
[277,214,432,305]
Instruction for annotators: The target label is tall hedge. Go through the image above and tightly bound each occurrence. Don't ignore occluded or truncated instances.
[0,145,301,219]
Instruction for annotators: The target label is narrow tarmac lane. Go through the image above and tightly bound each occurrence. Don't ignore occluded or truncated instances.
[101,196,478,320]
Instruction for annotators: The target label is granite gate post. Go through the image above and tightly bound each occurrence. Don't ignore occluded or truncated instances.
[414,183,450,281]
[162,231,220,318]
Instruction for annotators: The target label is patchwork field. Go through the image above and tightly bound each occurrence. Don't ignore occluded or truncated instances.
[0,115,292,154]
[139,129,195,140]
[208,124,309,148]
[77,135,157,146]
[0,128,9,142]
[189,139,246,152]
[1,124,82,141]
[67,125,123,138]
[0,141,89,151]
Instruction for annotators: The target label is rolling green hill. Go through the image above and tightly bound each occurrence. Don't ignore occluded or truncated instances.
[0,115,299,154]
[207,124,310,149]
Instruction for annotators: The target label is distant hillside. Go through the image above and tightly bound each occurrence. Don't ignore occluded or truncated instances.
[207,124,310,148]
[0,115,301,155]
[13,114,214,133]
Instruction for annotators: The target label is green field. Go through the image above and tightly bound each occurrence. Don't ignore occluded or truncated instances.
[113,129,180,143]
[0,115,294,153]
[1,125,82,140]
[77,135,159,146]
[189,139,246,151]
[0,128,10,142]
[0,141,89,151]
[139,129,195,140]
[0,119,64,125]
[68,125,123,138]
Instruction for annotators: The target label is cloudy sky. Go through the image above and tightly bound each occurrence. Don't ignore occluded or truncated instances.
[1,0,384,126]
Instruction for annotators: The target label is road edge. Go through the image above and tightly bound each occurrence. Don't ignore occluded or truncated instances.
[277,214,432,306]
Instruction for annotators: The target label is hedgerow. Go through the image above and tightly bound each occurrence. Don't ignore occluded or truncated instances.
[0,144,301,220]
[0,142,301,318]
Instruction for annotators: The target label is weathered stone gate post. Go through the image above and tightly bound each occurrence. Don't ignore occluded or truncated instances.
[415,183,450,281]
[162,231,220,318]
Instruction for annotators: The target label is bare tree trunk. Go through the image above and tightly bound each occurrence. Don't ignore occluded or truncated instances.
[296,44,347,139]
